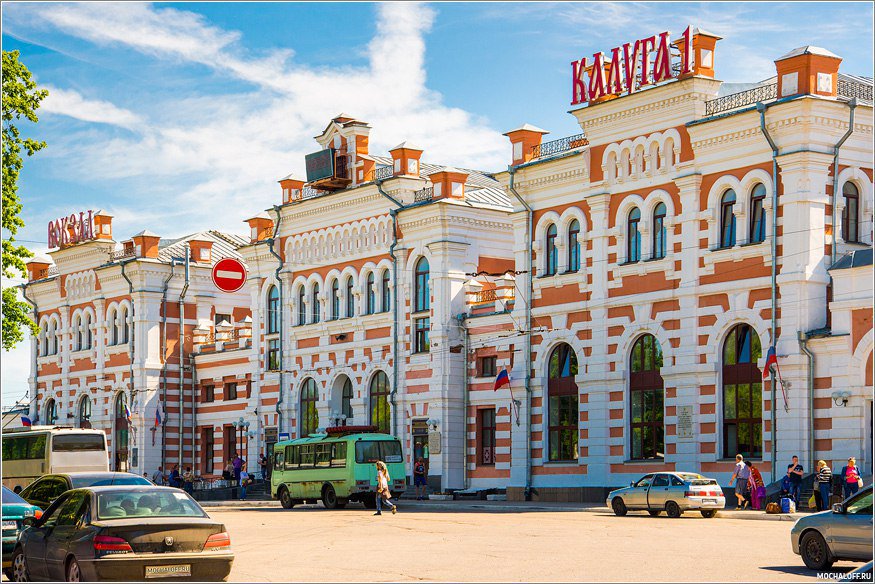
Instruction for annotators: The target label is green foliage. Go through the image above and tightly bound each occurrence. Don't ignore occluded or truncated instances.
[2,50,47,350]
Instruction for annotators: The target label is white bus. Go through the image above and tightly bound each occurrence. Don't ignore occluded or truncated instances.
[1,426,109,492]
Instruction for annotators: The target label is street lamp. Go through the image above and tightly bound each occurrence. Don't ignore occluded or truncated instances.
[231,417,251,457]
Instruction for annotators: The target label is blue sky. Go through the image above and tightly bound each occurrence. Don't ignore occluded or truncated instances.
[1,1,873,406]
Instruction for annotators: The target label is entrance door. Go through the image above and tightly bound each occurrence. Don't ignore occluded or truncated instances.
[412,417,430,486]
[113,394,129,472]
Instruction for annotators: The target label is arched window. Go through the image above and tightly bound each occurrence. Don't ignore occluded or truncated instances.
[330,279,340,320]
[414,257,430,313]
[381,270,391,313]
[629,334,664,460]
[78,396,92,429]
[366,272,376,315]
[545,224,558,275]
[121,306,130,344]
[369,371,391,434]
[627,208,641,263]
[567,220,580,272]
[44,398,57,424]
[40,323,48,357]
[722,324,762,459]
[311,283,320,323]
[547,344,579,461]
[297,286,306,326]
[300,378,319,437]
[266,285,280,334]
[652,203,667,260]
[345,276,355,317]
[842,182,860,243]
[49,320,58,355]
[341,377,353,421]
[749,184,766,244]
[114,393,129,472]
[84,314,92,350]
[720,189,737,248]
[73,314,83,351]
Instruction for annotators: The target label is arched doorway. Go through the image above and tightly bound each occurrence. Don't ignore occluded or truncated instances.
[43,398,57,425]
[547,343,579,461]
[113,393,129,472]
[300,378,319,437]
[369,371,390,434]
[722,324,762,459]
[629,334,664,460]
[78,395,92,429]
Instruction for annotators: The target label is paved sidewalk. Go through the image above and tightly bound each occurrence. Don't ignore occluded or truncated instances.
[199,498,809,521]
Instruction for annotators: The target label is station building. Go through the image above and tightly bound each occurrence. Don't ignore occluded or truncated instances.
[21,30,874,500]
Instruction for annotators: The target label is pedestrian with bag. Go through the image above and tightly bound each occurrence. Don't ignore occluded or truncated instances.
[239,462,250,501]
[814,460,832,511]
[840,457,863,499]
[232,452,243,485]
[728,454,751,509]
[374,460,397,516]
[745,460,765,510]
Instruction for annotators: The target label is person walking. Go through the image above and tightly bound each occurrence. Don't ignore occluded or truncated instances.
[840,457,863,499]
[232,452,243,485]
[182,466,194,495]
[239,462,250,501]
[728,454,751,509]
[745,460,765,510]
[152,466,166,486]
[814,460,832,511]
[374,461,397,516]
[259,454,268,481]
[413,457,427,500]
[787,455,804,504]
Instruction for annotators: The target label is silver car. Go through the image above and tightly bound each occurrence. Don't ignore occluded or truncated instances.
[607,472,726,518]
[790,485,873,570]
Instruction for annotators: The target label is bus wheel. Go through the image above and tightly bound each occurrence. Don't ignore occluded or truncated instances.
[279,487,295,509]
[363,494,377,509]
[322,484,339,509]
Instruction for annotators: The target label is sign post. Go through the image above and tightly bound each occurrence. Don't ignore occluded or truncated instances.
[211,258,247,293]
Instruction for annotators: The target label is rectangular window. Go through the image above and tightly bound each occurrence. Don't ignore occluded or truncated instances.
[201,428,214,475]
[223,425,236,463]
[300,444,315,467]
[479,356,497,378]
[629,389,664,460]
[51,434,105,452]
[214,313,231,326]
[479,409,496,465]
[355,440,402,464]
[225,382,238,401]
[548,394,579,462]
[331,442,347,467]
[414,317,430,353]
[315,443,331,467]
[204,385,215,403]
[266,339,280,371]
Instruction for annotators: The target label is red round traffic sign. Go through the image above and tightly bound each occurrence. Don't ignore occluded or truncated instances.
[211,258,247,293]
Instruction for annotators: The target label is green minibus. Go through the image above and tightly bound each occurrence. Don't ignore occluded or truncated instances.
[270,426,406,509]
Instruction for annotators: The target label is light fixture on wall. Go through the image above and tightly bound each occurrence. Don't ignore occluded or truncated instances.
[832,391,850,407]
[427,418,440,431]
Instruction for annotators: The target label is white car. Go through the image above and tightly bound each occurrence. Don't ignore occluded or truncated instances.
[607,472,726,518]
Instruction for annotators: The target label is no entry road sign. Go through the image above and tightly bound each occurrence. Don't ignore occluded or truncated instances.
[211,258,247,293]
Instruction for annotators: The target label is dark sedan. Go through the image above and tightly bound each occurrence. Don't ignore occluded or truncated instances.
[9,486,233,582]
[2,487,43,580]
[19,472,151,510]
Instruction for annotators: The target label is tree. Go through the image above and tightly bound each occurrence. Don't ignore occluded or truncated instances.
[2,50,47,350]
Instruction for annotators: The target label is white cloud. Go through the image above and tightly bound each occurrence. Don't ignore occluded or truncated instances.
[41,86,142,129]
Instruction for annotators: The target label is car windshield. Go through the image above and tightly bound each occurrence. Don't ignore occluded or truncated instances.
[2,486,29,505]
[71,475,151,488]
[96,491,207,520]
[355,440,403,464]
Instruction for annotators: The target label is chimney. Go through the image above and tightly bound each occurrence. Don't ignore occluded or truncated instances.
[503,124,549,165]
[775,46,842,99]
[93,210,114,241]
[389,141,424,178]
[131,230,161,258]
[429,167,469,200]
[26,256,52,281]
[278,174,306,204]
[673,27,722,80]
[245,212,275,243]
[188,237,214,263]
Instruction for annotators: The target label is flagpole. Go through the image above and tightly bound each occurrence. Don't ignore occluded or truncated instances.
[771,369,777,483]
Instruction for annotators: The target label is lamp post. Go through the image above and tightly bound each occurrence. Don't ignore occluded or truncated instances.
[231,417,251,459]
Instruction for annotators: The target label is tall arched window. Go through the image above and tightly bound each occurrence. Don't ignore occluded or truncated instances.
[547,344,578,461]
[297,286,306,326]
[78,396,92,429]
[44,398,57,424]
[545,224,558,275]
[414,257,430,313]
[567,220,580,272]
[345,276,355,317]
[49,320,58,355]
[749,184,766,244]
[300,378,319,437]
[341,377,353,421]
[109,309,119,346]
[330,279,340,320]
[114,393,129,471]
[842,182,860,243]
[381,270,391,313]
[629,334,664,460]
[720,189,737,248]
[120,306,130,344]
[266,285,280,334]
[40,323,48,357]
[311,283,320,324]
[369,371,391,434]
[627,208,641,263]
[366,272,376,315]
[722,324,762,458]
[652,203,666,260]
[84,313,92,350]
[73,314,83,351]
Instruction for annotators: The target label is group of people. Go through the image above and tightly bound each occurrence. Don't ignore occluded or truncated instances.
[729,453,866,512]
[149,464,195,494]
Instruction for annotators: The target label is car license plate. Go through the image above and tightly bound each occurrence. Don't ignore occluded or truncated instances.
[703,498,716,504]
[2,520,18,530]
[145,565,191,579]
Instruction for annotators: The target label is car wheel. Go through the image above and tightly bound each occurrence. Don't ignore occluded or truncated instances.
[11,548,29,582]
[666,501,682,518]
[648,509,662,517]
[66,557,81,582]
[800,531,834,571]
[279,487,295,509]
[612,498,628,517]
[322,484,339,509]
[700,510,717,518]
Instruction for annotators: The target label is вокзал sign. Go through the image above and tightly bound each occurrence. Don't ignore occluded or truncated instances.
[47,210,95,248]
[571,25,695,106]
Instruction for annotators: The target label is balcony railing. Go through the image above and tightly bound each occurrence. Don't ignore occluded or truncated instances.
[704,83,777,117]
[109,248,137,261]
[414,186,434,203]
[474,289,497,303]
[373,165,394,181]
[531,133,589,159]
[837,77,873,103]
[36,265,60,279]
[301,186,326,200]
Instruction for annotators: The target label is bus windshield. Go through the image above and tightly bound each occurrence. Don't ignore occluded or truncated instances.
[355,440,402,464]
[52,434,106,452]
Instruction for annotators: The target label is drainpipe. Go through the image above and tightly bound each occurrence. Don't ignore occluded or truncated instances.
[756,102,780,482]
[178,245,190,468]
[190,353,198,472]
[266,206,285,433]
[376,180,403,438]
[831,99,857,266]
[798,332,815,469]
[459,312,470,490]
[20,284,39,424]
[159,260,179,472]
[119,259,137,405]
[507,165,533,499]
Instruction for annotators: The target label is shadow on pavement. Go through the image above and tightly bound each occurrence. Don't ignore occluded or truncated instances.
[760,565,862,578]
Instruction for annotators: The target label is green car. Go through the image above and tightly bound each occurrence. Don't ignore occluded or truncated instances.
[2,486,42,579]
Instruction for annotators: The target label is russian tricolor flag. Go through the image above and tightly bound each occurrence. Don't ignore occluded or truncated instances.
[21,416,32,427]
[493,369,510,391]
[154,406,162,428]
[762,346,778,380]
